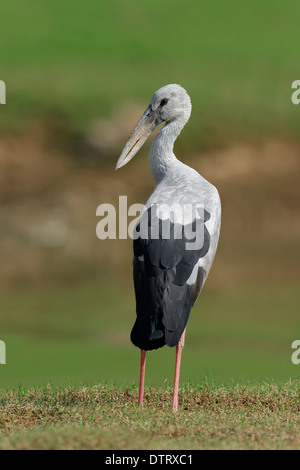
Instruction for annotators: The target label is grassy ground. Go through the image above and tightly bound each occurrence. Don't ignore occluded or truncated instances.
[0,1,299,147]
[0,382,299,450]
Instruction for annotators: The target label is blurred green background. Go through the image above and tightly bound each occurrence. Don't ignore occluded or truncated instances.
[0,0,299,388]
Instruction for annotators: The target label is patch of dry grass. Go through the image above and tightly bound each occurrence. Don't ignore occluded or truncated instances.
[0,381,299,450]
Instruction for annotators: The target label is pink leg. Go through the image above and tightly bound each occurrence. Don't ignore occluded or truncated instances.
[172,329,186,413]
[138,349,146,406]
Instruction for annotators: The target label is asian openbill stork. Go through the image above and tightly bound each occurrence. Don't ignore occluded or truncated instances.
[116,84,221,412]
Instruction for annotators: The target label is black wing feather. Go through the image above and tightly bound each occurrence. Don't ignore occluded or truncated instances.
[131,205,210,350]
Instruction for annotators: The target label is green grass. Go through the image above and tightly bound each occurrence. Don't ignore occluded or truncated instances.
[0,0,299,147]
[0,284,299,388]
[0,382,299,449]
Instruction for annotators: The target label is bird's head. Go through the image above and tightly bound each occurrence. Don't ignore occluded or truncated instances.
[116,84,191,169]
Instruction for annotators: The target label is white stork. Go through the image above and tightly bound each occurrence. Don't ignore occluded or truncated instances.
[116,84,221,412]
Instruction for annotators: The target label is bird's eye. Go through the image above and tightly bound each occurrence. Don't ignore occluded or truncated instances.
[160,98,168,107]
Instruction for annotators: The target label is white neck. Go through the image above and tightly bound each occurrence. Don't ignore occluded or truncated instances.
[149,119,185,184]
